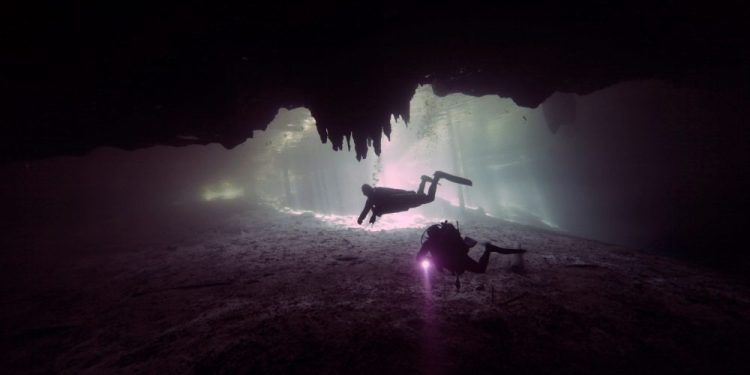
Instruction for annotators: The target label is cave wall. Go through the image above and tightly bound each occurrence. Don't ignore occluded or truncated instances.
[528,81,748,263]
[2,1,748,162]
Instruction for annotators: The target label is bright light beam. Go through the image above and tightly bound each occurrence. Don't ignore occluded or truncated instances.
[421,259,431,271]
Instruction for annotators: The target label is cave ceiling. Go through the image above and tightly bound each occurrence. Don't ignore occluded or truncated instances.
[2,1,747,161]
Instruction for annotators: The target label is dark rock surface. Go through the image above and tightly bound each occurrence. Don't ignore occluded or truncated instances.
[3,1,748,161]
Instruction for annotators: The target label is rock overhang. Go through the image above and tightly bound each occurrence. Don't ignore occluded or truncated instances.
[1,1,747,161]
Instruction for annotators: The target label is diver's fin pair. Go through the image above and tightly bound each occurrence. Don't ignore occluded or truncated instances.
[434,171,473,186]
[485,243,526,254]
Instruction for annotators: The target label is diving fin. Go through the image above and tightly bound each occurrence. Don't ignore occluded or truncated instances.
[485,243,526,254]
[434,171,473,186]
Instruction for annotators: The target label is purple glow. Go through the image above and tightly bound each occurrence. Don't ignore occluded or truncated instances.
[421,259,431,270]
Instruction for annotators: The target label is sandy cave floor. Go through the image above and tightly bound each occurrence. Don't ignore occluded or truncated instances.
[2,201,750,374]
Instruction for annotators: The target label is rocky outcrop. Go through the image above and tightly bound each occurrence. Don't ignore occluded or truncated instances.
[2,1,747,161]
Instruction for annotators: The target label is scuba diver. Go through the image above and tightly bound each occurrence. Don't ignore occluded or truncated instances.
[416,221,526,289]
[357,171,472,225]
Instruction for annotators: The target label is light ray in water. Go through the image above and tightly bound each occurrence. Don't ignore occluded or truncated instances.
[279,207,436,231]
[203,181,244,201]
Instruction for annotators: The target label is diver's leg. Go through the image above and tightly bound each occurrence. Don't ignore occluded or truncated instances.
[420,170,472,203]
[411,175,436,205]
[462,250,492,274]
[417,175,432,195]
[425,177,439,202]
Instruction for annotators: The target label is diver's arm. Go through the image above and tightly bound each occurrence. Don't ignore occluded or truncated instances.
[416,242,430,260]
[357,199,373,225]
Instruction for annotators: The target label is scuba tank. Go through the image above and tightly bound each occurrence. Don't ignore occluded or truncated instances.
[418,221,475,289]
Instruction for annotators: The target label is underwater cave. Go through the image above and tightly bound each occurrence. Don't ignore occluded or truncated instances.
[2,2,749,374]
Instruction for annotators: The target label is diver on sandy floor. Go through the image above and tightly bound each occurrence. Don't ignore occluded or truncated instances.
[417,221,526,289]
[417,221,527,274]
[357,171,473,225]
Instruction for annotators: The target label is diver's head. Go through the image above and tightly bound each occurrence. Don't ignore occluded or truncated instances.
[426,224,443,239]
[361,184,373,196]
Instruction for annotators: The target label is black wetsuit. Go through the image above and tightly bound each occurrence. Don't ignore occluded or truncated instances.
[358,177,438,223]
[418,231,492,274]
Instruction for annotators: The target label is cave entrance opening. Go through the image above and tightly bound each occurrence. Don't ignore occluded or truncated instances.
[244,85,556,231]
